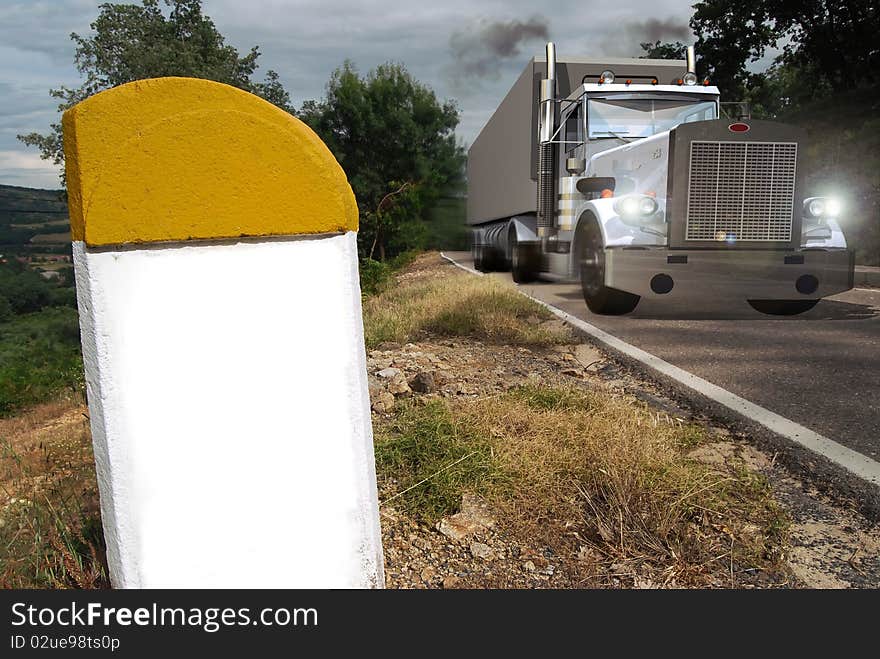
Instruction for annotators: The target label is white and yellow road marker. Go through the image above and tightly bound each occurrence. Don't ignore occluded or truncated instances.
[64,77,384,588]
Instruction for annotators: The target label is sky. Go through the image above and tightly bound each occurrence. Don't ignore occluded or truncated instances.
[0,0,719,189]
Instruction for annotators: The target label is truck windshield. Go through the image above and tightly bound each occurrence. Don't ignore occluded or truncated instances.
[588,98,717,139]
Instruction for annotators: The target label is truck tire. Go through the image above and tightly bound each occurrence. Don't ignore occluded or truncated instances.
[472,243,486,272]
[510,237,540,283]
[748,300,819,315]
[577,219,640,315]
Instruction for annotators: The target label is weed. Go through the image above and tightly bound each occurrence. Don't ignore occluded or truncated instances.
[374,400,508,523]
[0,400,108,588]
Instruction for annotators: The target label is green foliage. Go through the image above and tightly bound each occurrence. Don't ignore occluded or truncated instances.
[18,0,293,185]
[374,400,508,522]
[0,308,84,416]
[358,251,418,297]
[0,267,53,314]
[0,260,81,415]
[639,40,687,60]
[299,62,465,260]
[0,296,12,323]
[784,93,880,266]
[425,196,469,251]
[690,0,879,102]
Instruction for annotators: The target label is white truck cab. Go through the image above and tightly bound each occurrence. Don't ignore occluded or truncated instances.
[467,43,853,315]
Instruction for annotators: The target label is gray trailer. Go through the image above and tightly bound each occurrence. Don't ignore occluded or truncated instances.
[466,43,853,316]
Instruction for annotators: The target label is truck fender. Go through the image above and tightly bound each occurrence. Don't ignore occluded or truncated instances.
[572,200,614,249]
[572,197,663,252]
[508,215,539,244]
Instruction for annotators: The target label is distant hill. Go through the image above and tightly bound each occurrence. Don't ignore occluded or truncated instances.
[0,184,68,224]
[0,185,70,253]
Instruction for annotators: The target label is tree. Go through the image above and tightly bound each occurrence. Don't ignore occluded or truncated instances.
[299,61,465,260]
[18,0,292,185]
[639,41,687,60]
[690,0,880,104]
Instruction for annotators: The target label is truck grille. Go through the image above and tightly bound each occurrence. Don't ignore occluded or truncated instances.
[685,141,797,242]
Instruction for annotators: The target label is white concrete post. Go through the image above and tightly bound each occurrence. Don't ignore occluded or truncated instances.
[63,77,384,588]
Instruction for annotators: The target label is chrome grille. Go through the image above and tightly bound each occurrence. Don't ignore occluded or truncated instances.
[686,141,797,242]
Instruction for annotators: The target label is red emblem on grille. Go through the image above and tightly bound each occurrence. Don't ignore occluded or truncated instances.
[728,123,750,133]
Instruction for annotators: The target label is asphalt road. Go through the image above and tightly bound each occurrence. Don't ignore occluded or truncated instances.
[445,251,880,468]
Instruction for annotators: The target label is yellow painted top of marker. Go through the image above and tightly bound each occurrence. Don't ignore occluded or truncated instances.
[62,77,358,247]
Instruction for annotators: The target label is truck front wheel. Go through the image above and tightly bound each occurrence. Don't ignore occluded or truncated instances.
[748,300,819,315]
[577,220,640,315]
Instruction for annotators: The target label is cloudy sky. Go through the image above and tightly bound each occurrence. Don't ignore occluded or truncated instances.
[0,0,705,189]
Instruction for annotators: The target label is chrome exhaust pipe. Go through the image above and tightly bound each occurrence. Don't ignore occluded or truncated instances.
[686,45,696,74]
[537,42,557,243]
[539,41,556,146]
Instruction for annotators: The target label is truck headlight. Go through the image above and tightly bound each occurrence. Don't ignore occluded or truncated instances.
[615,194,658,221]
[639,196,658,215]
[804,196,842,219]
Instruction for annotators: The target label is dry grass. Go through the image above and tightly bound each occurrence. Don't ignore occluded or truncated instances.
[482,386,786,577]
[0,396,108,588]
[370,255,788,584]
[375,384,787,585]
[362,260,571,348]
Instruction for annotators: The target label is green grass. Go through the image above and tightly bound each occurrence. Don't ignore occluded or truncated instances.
[0,308,84,416]
[374,400,509,522]
[509,383,597,412]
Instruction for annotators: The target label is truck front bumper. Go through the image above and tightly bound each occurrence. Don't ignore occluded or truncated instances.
[604,247,854,300]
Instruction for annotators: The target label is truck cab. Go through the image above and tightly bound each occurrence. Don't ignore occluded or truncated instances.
[467,43,853,316]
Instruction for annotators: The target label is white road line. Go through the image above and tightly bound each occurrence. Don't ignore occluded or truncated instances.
[441,252,880,487]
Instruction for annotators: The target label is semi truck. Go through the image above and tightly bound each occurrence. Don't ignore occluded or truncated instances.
[467,43,854,315]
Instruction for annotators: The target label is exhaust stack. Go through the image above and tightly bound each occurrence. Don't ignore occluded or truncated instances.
[686,46,696,74]
[537,42,557,243]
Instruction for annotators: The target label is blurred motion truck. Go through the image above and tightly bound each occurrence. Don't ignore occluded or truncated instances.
[467,43,854,315]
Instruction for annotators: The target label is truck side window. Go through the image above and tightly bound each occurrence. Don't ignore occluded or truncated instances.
[564,104,582,153]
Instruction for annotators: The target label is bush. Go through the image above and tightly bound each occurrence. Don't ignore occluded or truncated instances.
[358,259,393,297]
[358,251,419,298]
